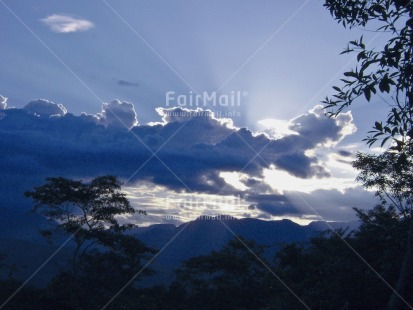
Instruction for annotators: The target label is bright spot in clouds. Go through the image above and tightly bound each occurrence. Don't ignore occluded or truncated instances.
[220,172,248,191]
[257,118,298,139]
[263,164,358,194]
[40,14,94,33]
[0,95,7,110]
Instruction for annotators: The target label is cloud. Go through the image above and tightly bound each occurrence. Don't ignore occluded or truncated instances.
[154,107,235,145]
[337,150,352,157]
[241,186,374,221]
[1,103,354,188]
[40,14,94,33]
[288,105,356,148]
[117,80,139,88]
[80,99,138,130]
[0,100,362,221]
[0,95,7,110]
[285,187,375,221]
[99,100,138,129]
[246,194,300,216]
[23,99,67,117]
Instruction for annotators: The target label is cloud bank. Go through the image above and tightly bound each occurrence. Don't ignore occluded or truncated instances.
[0,97,367,221]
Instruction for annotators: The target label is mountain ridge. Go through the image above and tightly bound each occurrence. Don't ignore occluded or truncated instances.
[0,213,359,287]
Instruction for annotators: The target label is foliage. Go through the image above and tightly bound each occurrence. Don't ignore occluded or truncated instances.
[321,2,413,307]
[1,212,412,309]
[353,151,413,216]
[322,0,413,148]
[272,206,412,309]
[24,175,146,270]
[174,238,273,310]
[23,176,155,309]
[353,148,413,309]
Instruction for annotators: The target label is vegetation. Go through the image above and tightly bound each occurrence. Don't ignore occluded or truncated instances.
[322,0,413,308]
[17,176,154,309]
[1,204,411,309]
[173,239,272,309]
[322,0,413,149]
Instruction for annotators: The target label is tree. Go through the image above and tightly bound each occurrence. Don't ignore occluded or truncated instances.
[322,0,413,149]
[25,176,155,309]
[25,176,144,270]
[175,238,272,310]
[272,207,412,309]
[353,151,413,217]
[353,152,413,309]
[322,1,413,308]
[0,253,14,280]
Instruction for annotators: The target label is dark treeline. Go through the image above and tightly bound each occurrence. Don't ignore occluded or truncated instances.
[0,204,412,309]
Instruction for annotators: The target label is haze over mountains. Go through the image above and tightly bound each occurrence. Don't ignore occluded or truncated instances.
[0,212,358,287]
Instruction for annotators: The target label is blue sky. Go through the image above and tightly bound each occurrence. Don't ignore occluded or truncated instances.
[0,0,390,225]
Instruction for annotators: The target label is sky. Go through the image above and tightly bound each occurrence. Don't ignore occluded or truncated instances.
[0,0,391,226]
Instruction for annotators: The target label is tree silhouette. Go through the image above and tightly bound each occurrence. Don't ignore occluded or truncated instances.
[353,152,413,309]
[25,175,155,309]
[272,207,412,309]
[322,1,413,308]
[25,176,145,270]
[175,238,272,310]
[323,0,413,149]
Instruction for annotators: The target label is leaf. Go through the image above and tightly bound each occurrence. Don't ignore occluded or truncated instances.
[379,79,387,92]
[375,121,383,131]
[380,136,390,147]
[333,86,341,92]
[344,71,358,78]
[357,51,366,61]
[393,109,401,122]
[364,88,371,101]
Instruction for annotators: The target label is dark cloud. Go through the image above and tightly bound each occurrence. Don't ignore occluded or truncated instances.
[337,150,352,157]
[274,152,330,178]
[0,102,357,219]
[248,204,256,210]
[287,105,355,149]
[117,80,139,88]
[282,187,374,221]
[245,194,300,216]
[256,213,272,219]
[240,186,374,221]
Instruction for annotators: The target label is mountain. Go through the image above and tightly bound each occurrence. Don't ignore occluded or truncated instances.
[0,208,72,287]
[131,216,358,286]
[0,213,358,287]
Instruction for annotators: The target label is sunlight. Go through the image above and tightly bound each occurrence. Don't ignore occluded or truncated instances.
[270,216,316,226]
[256,118,298,139]
[124,183,254,225]
[219,171,249,191]
[263,165,357,194]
